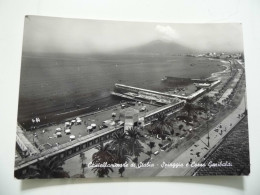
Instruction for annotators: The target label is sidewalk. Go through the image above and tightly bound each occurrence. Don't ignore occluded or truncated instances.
[156,97,246,176]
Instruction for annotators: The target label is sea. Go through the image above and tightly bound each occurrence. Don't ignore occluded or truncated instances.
[18,54,225,127]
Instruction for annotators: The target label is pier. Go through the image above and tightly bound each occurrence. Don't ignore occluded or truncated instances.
[115,82,220,102]
[115,83,188,100]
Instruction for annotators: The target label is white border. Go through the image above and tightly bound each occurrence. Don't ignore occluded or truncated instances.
[0,0,260,195]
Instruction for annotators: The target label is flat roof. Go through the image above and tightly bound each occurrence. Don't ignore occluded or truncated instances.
[115,83,187,99]
[15,125,123,170]
[145,100,185,118]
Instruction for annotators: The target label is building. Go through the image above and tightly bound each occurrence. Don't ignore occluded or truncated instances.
[119,107,139,131]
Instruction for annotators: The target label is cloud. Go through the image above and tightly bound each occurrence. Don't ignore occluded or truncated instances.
[155,25,179,41]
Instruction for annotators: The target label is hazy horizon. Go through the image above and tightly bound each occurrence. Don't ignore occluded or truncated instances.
[22,16,244,55]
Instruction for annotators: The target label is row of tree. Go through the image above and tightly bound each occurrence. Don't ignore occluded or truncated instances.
[91,95,222,178]
[91,128,144,177]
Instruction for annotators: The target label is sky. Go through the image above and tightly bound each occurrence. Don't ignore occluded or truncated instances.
[22,16,244,54]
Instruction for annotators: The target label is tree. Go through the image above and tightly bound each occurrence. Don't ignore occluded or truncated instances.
[132,145,144,165]
[92,143,117,178]
[183,102,194,118]
[201,95,214,108]
[200,96,211,114]
[118,167,125,177]
[147,141,155,157]
[23,156,69,179]
[110,132,132,167]
[110,132,132,177]
[92,143,116,164]
[160,134,167,144]
[126,127,144,160]
[151,113,172,136]
[92,166,114,178]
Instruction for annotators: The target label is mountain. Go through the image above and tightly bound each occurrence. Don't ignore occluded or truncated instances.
[22,40,197,58]
[120,40,196,55]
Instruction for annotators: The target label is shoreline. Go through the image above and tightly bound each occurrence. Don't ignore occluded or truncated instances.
[206,59,230,80]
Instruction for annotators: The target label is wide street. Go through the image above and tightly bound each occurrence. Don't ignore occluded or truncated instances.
[124,96,246,177]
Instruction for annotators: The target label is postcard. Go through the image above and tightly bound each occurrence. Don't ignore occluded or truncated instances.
[14,16,250,178]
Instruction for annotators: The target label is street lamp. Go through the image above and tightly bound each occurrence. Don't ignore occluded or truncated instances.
[207,111,210,147]
[194,135,208,148]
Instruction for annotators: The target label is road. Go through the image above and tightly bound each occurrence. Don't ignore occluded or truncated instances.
[124,96,246,177]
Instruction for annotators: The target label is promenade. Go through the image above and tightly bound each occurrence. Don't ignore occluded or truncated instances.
[156,96,246,176]
[123,96,246,177]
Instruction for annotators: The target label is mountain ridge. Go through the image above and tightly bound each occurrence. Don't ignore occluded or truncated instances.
[117,39,196,55]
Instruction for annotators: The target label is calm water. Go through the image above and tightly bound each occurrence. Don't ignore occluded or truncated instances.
[18,54,224,125]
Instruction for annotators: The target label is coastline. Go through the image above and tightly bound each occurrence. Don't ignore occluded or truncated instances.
[18,56,228,128]
[207,59,230,80]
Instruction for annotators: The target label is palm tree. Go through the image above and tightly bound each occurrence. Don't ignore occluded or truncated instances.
[110,132,133,177]
[92,143,117,164]
[183,102,194,118]
[147,141,155,157]
[118,167,125,177]
[127,127,144,158]
[132,145,144,165]
[151,113,172,137]
[92,143,117,178]
[23,156,69,179]
[110,132,130,163]
[92,166,114,178]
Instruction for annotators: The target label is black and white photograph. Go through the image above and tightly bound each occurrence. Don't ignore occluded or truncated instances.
[14,16,250,179]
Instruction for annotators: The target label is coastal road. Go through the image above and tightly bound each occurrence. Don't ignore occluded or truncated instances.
[124,96,246,177]
[156,96,246,176]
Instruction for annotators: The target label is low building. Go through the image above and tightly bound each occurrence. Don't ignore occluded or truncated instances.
[119,107,139,131]
[143,100,186,124]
